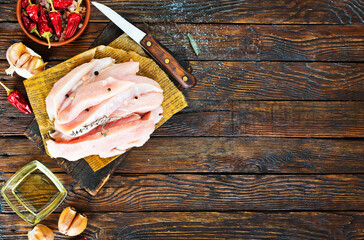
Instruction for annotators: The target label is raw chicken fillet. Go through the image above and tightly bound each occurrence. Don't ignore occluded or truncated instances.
[46,58,164,161]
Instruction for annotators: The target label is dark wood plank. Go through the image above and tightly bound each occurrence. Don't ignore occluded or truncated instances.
[187,61,364,101]
[4,60,364,101]
[2,173,364,212]
[2,137,364,174]
[2,0,364,24]
[1,212,364,239]
[1,101,364,137]
[1,23,364,62]
[154,101,364,138]
[232,101,364,138]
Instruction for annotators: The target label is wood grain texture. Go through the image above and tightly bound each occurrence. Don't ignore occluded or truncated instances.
[0,211,364,239]
[1,100,364,137]
[1,23,364,62]
[3,60,364,101]
[2,137,364,174]
[2,0,364,24]
[187,61,364,101]
[2,173,364,212]
[232,101,364,138]
[154,101,364,138]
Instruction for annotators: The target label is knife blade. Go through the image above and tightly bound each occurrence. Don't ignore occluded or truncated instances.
[92,2,196,89]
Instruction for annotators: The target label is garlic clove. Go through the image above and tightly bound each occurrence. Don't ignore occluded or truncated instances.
[8,42,27,65]
[66,213,88,236]
[5,42,46,78]
[15,52,32,68]
[24,56,41,73]
[28,224,54,240]
[32,61,48,75]
[21,56,35,72]
[58,206,77,234]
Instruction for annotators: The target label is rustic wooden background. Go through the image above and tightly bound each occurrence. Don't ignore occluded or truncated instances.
[1,0,364,239]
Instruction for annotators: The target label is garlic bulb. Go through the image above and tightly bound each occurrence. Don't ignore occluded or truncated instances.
[6,42,47,79]
[28,224,54,240]
[58,206,88,236]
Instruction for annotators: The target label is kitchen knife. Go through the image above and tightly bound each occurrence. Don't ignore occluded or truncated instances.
[92,2,196,89]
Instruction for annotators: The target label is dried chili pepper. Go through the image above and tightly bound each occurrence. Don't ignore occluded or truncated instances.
[38,21,53,48]
[38,4,48,23]
[53,0,73,10]
[21,13,41,38]
[65,0,83,40]
[47,0,62,38]
[22,0,29,8]
[0,82,32,114]
[38,5,53,48]
[26,0,39,23]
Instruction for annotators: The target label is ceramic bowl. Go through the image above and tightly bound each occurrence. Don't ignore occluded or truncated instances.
[16,0,90,47]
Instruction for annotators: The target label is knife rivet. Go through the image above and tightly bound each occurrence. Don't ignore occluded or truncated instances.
[164,58,170,64]
[183,76,188,81]
[146,41,152,47]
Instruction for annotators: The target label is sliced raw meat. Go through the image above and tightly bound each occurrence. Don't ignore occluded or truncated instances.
[46,58,164,161]
[46,57,114,120]
[55,84,163,136]
[46,114,155,160]
[92,61,139,83]
[110,92,163,119]
[56,77,135,124]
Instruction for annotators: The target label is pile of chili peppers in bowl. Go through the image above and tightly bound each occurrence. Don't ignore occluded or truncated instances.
[19,0,88,48]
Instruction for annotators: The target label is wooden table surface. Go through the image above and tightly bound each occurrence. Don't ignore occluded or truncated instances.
[1,0,364,239]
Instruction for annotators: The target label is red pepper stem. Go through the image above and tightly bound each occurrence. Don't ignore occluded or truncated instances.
[74,0,83,13]
[28,0,33,5]
[47,0,57,12]
[0,82,13,96]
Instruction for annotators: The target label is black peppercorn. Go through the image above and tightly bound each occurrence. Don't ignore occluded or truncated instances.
[65,94,69,98]
[85,108,89,112]
[94,71,99,75]
[107,88,111,91]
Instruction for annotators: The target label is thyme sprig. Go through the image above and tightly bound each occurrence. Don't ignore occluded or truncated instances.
[70,115,118,137]
[70,113,140,137]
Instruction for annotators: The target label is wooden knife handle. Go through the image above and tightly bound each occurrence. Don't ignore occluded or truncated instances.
[140,34,196,89]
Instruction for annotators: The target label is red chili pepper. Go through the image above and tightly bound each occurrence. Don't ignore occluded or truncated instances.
[0,82,32,114]
[38,4,48,23]
[22,0,29,8]
[65,0,83,40]
[53,0,73,10]
[38,5,53,48]
[21,13,41,38]
[26,0,38,23]
[47,0,62,38]
[38,20,53,48]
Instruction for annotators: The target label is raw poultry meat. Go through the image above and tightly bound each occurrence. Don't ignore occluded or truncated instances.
[45,58,163,161]
[46,57,115,120]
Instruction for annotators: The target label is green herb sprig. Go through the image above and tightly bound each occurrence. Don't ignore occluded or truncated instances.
[70,113,140,137]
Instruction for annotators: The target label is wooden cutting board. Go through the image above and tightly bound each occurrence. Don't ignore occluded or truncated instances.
[25,22,132,196]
